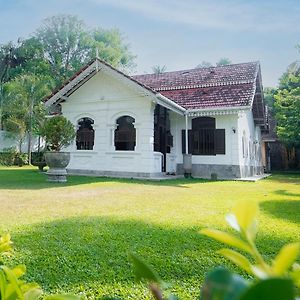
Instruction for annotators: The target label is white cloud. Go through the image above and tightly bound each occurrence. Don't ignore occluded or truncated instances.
[88,0,300,32]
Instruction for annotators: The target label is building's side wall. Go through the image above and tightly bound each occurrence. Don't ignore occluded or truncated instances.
[171,113,242,178]
[170,110,263,179]
[61,70,162,177]
[237,110,264,177]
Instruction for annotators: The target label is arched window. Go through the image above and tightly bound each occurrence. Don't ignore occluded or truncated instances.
[114,116,136,151]
[76,118,95,150]
[182,116,225,155]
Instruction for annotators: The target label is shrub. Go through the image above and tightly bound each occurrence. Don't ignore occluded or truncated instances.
[0,148,28,166]
[40,116,76,151]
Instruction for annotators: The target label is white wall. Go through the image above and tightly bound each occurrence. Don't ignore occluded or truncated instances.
[237,110,263,175]
[0,130,43,153]
[61,69,162,175]
[170,112,240,166]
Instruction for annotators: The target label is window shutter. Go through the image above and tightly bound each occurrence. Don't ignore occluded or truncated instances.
[182,130,192,154]
[215,129,225,154]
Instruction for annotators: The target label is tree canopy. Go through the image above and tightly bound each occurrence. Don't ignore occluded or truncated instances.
[0,14,136,146]
[274,52,300,148]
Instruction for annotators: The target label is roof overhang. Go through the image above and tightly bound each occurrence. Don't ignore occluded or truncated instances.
[186,105,251,117]
[45,58,186,115]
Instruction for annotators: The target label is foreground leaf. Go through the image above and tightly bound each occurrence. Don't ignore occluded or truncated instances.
[217,249,252,274]
[24,288,43,300]
[130,253,162,284]
[232,201,259,240]
[272,243,300,276]
[239,278,294,300]
[200,267,248,300]
[200,229,252,254]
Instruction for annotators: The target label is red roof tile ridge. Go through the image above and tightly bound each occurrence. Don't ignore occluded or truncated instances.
[154,79,255,91]
[132,61,259,77]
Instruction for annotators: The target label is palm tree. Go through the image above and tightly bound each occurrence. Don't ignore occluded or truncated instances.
[152,65,167,74]
[3,74,53,163]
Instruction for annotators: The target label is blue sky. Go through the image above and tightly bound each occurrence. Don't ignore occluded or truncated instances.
[0,0,299,87]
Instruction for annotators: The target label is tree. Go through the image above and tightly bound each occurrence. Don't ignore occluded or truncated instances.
[274,86,300,148]
[196,58,233,69]
[264,87,276,113]
[36,15,92,85]
[216,57,232,66]
[152,65,167,74]
[91,28,136,72]
[196,61,213,68]
[3,74,54,161]
[36,15,136,85]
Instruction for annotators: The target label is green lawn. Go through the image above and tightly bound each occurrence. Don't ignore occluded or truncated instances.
[0,167,299,299]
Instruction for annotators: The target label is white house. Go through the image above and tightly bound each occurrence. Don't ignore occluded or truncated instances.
[45,58,266,179]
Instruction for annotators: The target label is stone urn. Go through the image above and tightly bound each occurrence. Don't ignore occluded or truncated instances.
[45,152,70,183]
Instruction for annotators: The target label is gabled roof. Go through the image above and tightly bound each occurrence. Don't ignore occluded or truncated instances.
[45,59,264,121]
[132,62,259,109]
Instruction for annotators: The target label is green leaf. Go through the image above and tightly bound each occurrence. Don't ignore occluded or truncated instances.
[200,267,248,300]
[272,243,300,275]
[217,249,253,274]
[0,270,7,299]
[130,253,162,284]
[291,263,300,288]
[24,288,43,300]
[12,265,26,279]
[200,229,252,254]
[45,295,81,300]
[239,278,294,300]
[1,265,24,300]
[231,201,259,240]
[251,265,269,279]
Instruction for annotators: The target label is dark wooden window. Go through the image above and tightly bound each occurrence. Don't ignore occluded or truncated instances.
[76,118,95,150]
[115,116,136,151]
[182,117,225,155]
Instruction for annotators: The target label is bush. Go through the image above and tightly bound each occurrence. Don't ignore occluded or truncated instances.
[0,148,28,166]
[40,116,76,151]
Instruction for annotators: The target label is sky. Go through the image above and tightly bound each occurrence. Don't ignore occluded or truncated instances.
[0,0,299,87]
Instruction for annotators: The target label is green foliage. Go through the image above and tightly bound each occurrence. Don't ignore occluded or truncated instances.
[0,148,28,166]
[196,61,213,68]
[131,200,300,299]
[273,46,300,149]
[41,116,75,151]
[91,28,136,72]
[274,86,300,148]
[2,74,53,154]
[200,267,248,300]
[35,15,135,85]
[263,87,276,113]
[216,58,232,66]
[152,65,167,74]
[201,200,300,281]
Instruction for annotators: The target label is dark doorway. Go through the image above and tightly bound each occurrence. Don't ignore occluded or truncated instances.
[154,105,173,172]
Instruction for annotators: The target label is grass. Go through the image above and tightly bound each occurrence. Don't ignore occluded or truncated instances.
[0,166,299,299]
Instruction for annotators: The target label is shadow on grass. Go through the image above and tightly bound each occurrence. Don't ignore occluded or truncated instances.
[272,189,300,198]
[0,167,224,190]
[12,217,216,294]
[265,172,300,184]
[261,200,300,224]
[11,216,296,298]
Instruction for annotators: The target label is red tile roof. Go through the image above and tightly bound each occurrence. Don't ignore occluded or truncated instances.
[132,62,259,109]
